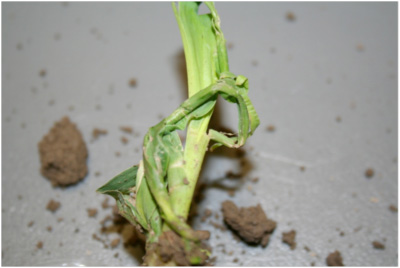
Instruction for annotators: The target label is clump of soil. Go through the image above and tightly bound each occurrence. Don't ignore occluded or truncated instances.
[372,241,385,250]
[221,200,276,247]
[389,204,397,213]
[92,128,108,140]
[143,231,210,266]
[326,250,344,266]
[282,230,297,250]
[38,116,88,186]
[46,199,61,213]
[365,168,374,178]
[87,208,98,218]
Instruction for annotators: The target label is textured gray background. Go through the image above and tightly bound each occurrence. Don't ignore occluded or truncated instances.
[2,2,397,266]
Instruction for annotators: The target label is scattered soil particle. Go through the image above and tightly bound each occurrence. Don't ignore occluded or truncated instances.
[110,238,121,249]
[251,177,259,183]
[326,250,344,266]
[356,43,365,52]
[92,128,108,140]
[372,241,385,250]
[365,168,374,178]
[336,116,342,123]
[94,171,101,177]
[57,217,64,222]
[227,42,234,50]
[115,151,121,157]
[114,252,119,258]
[102,197,110,209]
[221,200,276,247]
[87,208,98,218]
[46,226,53,232]
[128,78,137,88]
[119,126,133,134]
[46,199,61,213]
[28,221,34,227]
[286,11,296,21]
[266,125,276,132]
[225,170,242,179]
[121,136,129,145]
[36,241,43,249]
[299,166,306,172]
[389,204,398,213]
[38,116,88,187]
[209,220,227,232]
[282,230,297,250]
[201,209,212,222]
[39,69,46,77]
[183,177,189,185]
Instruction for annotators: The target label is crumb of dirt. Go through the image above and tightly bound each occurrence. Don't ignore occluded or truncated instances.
[356,44,365,52]
[46,199,61,213]
[282,230,297,250]
[225,170,242,179]
[114,252,119,258]
[228,189,236,197]
[299,166,306,172]
[38,116,88,187]
[251,177,259,183]
[336,116,342,123]
[365,168,374,178]
[119,126,133,134]
[286,11,296,21]
[372,241,385,250]
[102,197,110,209]
[389,204,397,213]
[221,200,276,247]
[39,69,46,77]
[251,60,258,66]
[266,125,275,132]
[209,220,227,232]
[201,209,212,222]
[370,197,379,203]
[92,128,108,140]
[94,171,101,177]
[121,136,129,145]
[57,217,64,222]
[115,151,121,157]
[143,231,210,266]
[227,42,234,50]
[128,78,137,88]
[36,241,43,249]
[87,208,98,218]
[326,250,344,266]
[27,221,34,227]
[110,238,121,248]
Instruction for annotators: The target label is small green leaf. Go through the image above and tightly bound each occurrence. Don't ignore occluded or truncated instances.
[97,165,138,195]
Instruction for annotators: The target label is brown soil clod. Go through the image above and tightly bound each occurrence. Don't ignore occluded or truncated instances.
[326,250,344,266]
[221,200,276,247]
[92,128,108,140]
[38,116,88,187]
[372,240,385,250]
[87,208,98,218]
[365,168,374,178]
[46,199,61,213]
[282,230,297,250]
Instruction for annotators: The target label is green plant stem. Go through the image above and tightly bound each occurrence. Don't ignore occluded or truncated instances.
[170,2,229,220]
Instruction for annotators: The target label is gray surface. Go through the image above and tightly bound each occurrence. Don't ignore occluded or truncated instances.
[2,2,397,266]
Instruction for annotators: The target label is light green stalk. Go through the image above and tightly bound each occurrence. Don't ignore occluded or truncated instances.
[170,2,229,219]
